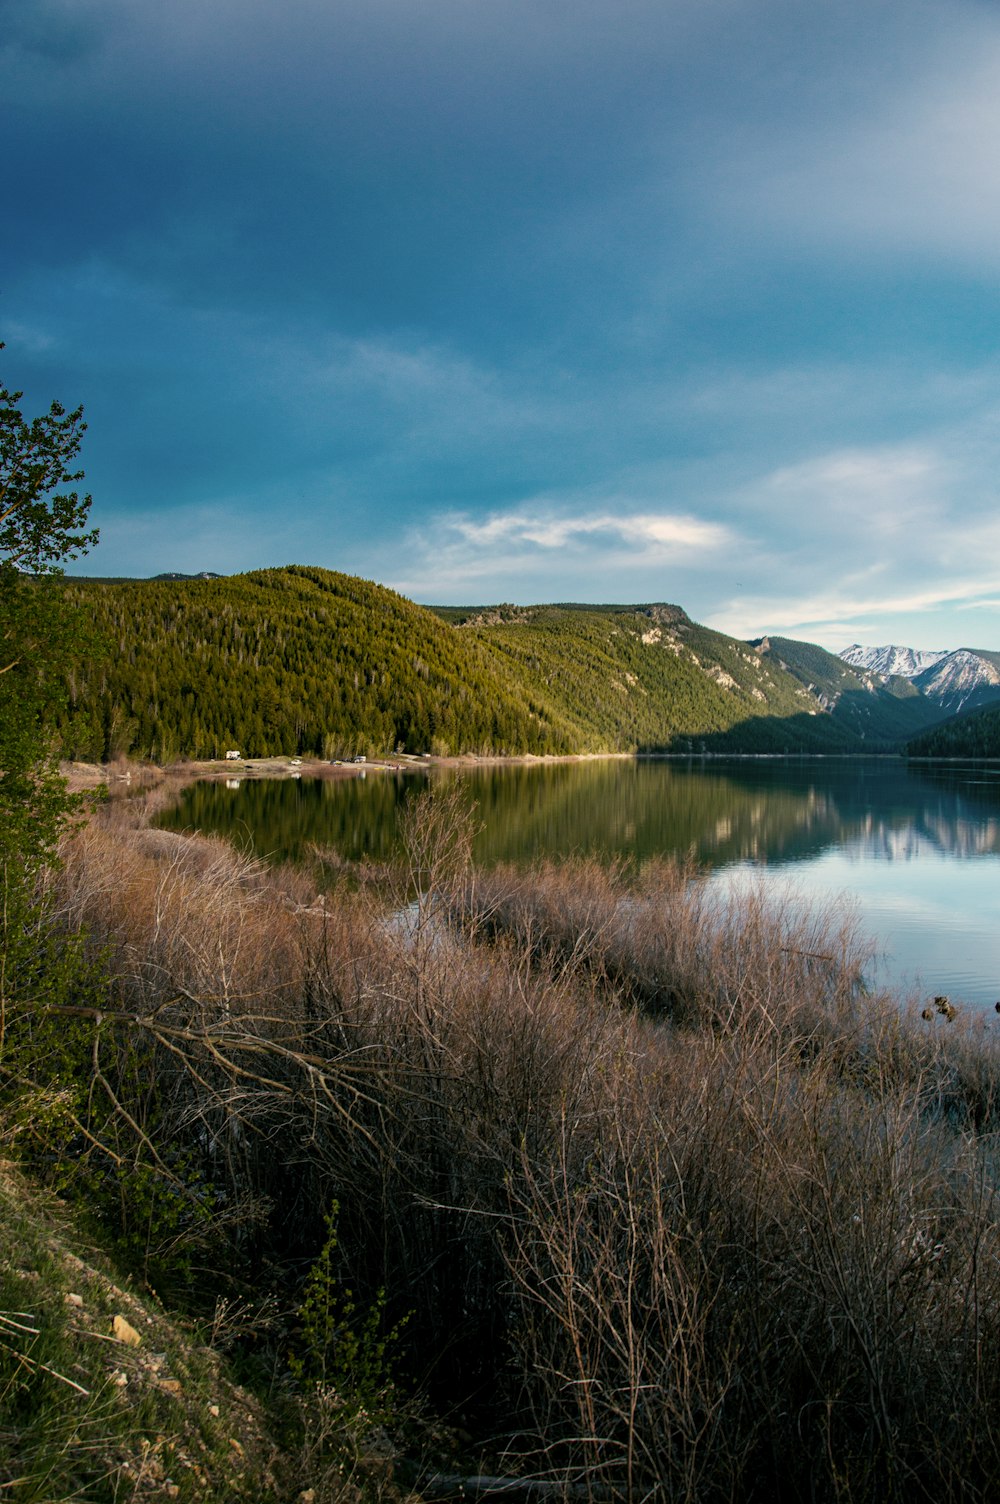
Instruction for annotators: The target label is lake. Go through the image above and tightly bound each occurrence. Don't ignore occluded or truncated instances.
[159,756,1000,1011]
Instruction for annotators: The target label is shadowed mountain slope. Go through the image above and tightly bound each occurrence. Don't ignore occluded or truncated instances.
[754,635,946,748]
[907,700,1000,759]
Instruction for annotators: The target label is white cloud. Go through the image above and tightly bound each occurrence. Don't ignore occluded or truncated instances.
[384,498,738,600]
[708,572,1000,650]
[452,507,731,553]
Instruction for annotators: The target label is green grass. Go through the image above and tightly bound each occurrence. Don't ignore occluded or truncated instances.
[0,1165,284,1502]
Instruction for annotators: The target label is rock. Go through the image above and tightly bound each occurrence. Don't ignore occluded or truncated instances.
[112,1314,142,1347]
[65,1292,84,1308]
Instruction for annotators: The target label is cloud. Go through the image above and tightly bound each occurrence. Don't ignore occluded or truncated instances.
[451,508,731,553]
[0,0,111,68]
[384,498,738,600]
[10,0,1000,661]
[708,573,1000,651]
[692,407,1000,647]
[2,320,58,356]
[748,444,946,543]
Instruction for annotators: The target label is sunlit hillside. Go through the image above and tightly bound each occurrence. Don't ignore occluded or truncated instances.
[56,567,949,761]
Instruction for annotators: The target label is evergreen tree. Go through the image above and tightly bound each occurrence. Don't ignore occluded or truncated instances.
[0,349,98,882]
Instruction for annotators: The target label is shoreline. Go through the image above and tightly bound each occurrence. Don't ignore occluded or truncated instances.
[64,746,996,798]
[62,746,936,796]
[59,748,636,795]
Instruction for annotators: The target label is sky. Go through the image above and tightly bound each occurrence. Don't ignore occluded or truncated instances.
[4,0,1000,651]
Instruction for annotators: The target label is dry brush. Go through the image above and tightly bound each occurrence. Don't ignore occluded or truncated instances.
[8,788,1000,1501]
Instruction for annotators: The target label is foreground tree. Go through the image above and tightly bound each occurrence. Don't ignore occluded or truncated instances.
[0,350,100,1137]
[0,348,98,878]
[0,359,97,573]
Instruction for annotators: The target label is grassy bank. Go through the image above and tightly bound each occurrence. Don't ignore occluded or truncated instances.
[4,786,1000,1500]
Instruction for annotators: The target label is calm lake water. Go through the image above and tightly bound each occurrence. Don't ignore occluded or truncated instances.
[159,757,1000,1011]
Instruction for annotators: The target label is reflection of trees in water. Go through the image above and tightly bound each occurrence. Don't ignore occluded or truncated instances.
[463,762,809,867]
[457,759,1000,867]
[160,773,420,864]
[158,759,1000,871]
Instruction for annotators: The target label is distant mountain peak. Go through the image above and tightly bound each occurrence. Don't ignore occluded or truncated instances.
[840,644,948,678]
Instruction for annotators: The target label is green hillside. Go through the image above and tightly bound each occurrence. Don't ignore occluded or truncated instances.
[907,701,1000,758]
[56,567,579,761]
[55,568,919,762]
[458,604,858,753]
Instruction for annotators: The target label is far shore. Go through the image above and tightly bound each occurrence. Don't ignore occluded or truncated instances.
[60,748,637,796]
[61,746,958,800]
[60,746,937,797]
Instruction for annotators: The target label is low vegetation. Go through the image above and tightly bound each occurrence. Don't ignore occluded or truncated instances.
[0,1162,285,1502]
[6,784,1000,1501]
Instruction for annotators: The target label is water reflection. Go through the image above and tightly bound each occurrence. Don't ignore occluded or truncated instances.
[159,757,1000,1007]
[159,757,1000,868]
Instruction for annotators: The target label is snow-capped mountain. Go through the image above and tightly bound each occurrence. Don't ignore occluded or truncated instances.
[840,644,947,678]
[913,650,1000,715]
[840,644,1000,717]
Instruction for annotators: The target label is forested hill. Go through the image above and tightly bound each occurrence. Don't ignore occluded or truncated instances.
[907,701,1000,759]
[445,603,859,753]
[57,567,577,762]
[55,566,923,761]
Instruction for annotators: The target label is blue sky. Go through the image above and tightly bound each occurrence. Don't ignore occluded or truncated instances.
[5,0,1000,650]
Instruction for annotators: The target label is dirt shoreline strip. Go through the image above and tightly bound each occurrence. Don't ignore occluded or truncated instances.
[61,749,631,795]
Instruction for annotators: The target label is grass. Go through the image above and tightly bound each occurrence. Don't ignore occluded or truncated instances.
[5,784,1000,1501]
[0,1162,284,1502]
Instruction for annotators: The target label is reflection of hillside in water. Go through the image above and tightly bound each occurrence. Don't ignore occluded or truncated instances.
[831,763,1000,862]
[463,761,821,868]
[159,758,1000,871]
[693,760,1000,868]
[159,772,419,865]
[463,759,1000,868]
[846,818,1000,862]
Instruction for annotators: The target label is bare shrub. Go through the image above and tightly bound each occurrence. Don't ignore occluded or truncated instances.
[502,1028,1000,1501]
[460,855,872,1038]
[20,786,1000,1501]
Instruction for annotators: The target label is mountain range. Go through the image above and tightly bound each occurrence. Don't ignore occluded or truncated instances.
[840,643,1000,717]
[51,568,1000,761]
[840,643,948,678]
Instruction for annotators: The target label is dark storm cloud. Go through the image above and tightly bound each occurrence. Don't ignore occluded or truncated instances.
[4,0,1000,647]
